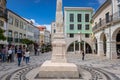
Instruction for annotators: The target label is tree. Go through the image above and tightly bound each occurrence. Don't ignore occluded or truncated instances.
[0,28,6,41]
[21,38,34,45]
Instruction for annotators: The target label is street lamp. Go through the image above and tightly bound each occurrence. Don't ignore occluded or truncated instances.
[78,32,82,54]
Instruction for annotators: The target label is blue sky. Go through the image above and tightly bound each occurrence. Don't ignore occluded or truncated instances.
[7,0,106,31]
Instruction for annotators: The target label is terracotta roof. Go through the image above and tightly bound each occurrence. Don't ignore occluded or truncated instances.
[37,26,46,31]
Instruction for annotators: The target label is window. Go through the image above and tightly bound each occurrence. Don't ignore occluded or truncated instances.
[85,24,89,30]
[14,32,18,38]
[118,5,120,17]
[77,14,81,22]
[8,31,12,37]
[106,12,109,23]
[19,33,22,39]
[20,21,23,29]
[70,14,74,22]
[70,24,74,30]
[85,14,89,22]
[8,16,13,25]
[54,29,56,33]
[0,20,4,27]
[99,18,102,26]
[23,23,26,30]
[85,34,90,38]
[78,24,82,30]
[15,19,19,27]
[69,34,74,38]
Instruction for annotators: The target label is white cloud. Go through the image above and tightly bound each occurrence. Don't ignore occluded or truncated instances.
[38,24,51,33]
[98,0,106,5]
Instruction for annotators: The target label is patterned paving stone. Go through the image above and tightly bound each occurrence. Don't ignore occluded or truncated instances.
[0,52,120,80]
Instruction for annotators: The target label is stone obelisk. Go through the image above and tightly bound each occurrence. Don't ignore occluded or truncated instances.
[51,0,67,63]
[39,0,79,78]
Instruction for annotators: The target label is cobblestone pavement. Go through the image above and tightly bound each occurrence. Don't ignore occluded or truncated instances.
[0,52,120,79]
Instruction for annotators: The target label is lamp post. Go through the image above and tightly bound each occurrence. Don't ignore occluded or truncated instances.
[78,32,82,54]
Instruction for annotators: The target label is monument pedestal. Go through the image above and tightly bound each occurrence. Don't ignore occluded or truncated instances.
[39,61,79,78]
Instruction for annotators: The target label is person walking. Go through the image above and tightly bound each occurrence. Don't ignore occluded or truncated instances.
[7,47,13,62]
[25,49,30,64]
[16,47,23,66]
[1,46,7,62]
[81,50,85,60]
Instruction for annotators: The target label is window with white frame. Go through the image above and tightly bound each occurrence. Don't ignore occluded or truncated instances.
[69,14,74,22]
[8,16,13,25]
[8,30,12,37]
[15,19,19,27]
[77,24,82,30]
[85,24,89,30]
[70,24,74,30]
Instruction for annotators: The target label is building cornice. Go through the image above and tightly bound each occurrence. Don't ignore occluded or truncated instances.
[64,7,93,11]
[92,0,111,19]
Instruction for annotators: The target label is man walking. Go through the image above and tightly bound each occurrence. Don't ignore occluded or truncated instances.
[16,47,23,66]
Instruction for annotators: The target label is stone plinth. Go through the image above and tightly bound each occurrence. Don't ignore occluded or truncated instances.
[51,32,67,63]
[39,61,79,78]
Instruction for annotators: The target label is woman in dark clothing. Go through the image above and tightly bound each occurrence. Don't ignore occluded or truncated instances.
[81,50,85,60]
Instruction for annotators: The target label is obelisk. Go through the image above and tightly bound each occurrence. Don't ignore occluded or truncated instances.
[39,0,79,78]
[51,0,67,63]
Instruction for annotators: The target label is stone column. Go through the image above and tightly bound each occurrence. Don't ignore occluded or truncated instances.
[97,41,104,56]
[106,40,117,59]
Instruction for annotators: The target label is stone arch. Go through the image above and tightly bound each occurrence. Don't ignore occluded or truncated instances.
[99,32,107,56]
[112,27,120,57]
[66,39,93,53]
[112,27,120,40]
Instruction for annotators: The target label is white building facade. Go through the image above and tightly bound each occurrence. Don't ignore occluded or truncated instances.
[92,0,120,59]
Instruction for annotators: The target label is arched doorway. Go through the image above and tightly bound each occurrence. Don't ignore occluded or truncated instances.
[100,33,107,56]
[116,30,120,57]
[67,40,92,54]
[103,34,107,56]
[67,42,74,52]
[86,42,92,53]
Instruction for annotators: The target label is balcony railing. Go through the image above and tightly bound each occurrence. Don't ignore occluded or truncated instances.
[0,7,7,20]
[93,12,120,32]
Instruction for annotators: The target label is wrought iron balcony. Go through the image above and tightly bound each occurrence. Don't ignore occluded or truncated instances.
[0,7,7,20]
[93,12,120,32]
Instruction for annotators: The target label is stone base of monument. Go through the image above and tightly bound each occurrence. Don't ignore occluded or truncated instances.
[39,61,79,78]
